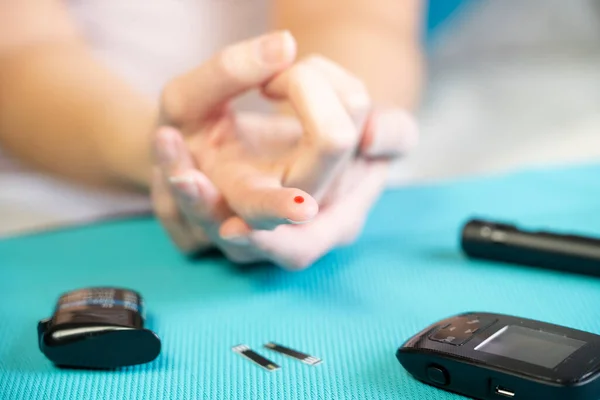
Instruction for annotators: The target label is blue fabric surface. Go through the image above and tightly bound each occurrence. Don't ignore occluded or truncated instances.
[1,163,600,400]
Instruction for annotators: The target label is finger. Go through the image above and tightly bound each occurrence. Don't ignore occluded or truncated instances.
[296,57,419,159]
[152,127,212,253]
[154,126,195,174]
[162,30,297,126]
[181,114,318,232]
[328,161,390,245]
[169,169,270,264]
[217,216,268,264]
[265,56,371,131]
[300,56,372,128]
[153,127,267,261]
[264,56,369,110]
[168,169,230,238]
[219,216,253,244]
[151,167,211,254]
[246,161,389,270]
[215,166,320,230]
[154,125,217,245]
[234,113,303,155]
[220,247,264,265]
[154,128,230,254]
[264,63,359,199]
[359,109,420,158]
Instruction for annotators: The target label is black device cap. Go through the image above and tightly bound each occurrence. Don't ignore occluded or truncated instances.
[38,287,161,369]
[461,218,517,253]
[460,218,600,277]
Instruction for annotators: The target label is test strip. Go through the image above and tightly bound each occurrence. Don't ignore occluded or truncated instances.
[232,344,280,371]
[264,342,322,366]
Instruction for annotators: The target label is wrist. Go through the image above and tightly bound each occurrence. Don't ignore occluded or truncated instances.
[100,103,159,192]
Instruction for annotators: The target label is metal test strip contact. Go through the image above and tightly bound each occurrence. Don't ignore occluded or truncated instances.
[232,345,280,371]
[265,342,322,366]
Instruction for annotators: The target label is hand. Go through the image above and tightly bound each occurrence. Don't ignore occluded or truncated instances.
[155,128,391,269]
[151,31,418,269]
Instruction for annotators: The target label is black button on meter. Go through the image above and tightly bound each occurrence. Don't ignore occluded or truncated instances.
[38,287,161,369]
[427,365,449,385]
[429,315,496,346]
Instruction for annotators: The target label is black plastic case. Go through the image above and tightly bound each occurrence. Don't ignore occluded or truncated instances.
[38,287,161,369]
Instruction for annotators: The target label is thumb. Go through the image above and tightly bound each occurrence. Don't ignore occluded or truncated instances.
[162,30,297,126]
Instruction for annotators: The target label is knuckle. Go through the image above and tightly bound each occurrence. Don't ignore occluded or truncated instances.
[304,53,366,88]
[287,63,315,87]
[317,126,357,155]
[303,54,370,110]
[286,65,359,154]
[214,48,245,84]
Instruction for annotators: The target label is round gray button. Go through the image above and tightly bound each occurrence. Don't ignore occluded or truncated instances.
[427,365,449,386]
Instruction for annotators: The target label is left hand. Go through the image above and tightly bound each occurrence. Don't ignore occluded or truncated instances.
[151,32,418,269]
[152,122,402,270]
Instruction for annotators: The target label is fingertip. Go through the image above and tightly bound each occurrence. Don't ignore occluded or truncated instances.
[222,30,297,86]
[227,184,318,230]
[219,216,253,245]
[281,189,319,224]
[276,30,297,65]
[169,169,218,204]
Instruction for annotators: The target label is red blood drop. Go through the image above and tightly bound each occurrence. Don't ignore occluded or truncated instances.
[294,196,305,204]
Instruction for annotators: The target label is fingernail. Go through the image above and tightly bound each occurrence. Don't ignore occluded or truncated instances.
[368,109,419,156]
[257,31,295,66]
[285,218,312,225]
[156,128,180,164]
[169,174,200,200]
[222,235,251,245]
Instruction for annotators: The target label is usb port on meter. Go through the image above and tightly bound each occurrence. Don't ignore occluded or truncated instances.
[494,385,515,398]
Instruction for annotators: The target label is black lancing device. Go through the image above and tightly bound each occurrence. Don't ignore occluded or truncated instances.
[461,218,600,277]
[38,287,161,369]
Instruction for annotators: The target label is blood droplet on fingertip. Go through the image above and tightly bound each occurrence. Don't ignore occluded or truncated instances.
[294,196,305,204]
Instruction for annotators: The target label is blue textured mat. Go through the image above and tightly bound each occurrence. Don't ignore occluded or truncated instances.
[2,162,600,400]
